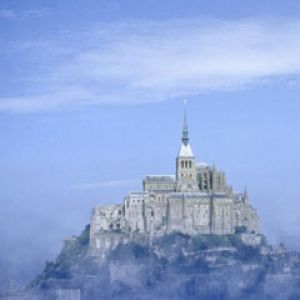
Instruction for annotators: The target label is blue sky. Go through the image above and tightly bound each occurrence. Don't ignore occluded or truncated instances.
[2,0,300,285]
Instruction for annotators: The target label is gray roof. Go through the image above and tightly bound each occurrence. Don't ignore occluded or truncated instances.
[169,192,227,199]
[144,175,176,182]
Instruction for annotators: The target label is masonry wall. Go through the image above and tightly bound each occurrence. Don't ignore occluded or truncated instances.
[211,198,232,234]
[89,190,260,255]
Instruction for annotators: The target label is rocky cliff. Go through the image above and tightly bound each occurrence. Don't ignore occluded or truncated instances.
[7,225,300,300]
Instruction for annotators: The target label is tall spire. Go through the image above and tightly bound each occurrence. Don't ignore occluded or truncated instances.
[182,100,189,146]
[243,187,248,203]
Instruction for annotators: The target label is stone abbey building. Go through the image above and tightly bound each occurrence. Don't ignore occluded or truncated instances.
[89,106,260,257]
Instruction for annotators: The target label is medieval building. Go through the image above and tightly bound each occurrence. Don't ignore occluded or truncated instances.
[89,105,260,257]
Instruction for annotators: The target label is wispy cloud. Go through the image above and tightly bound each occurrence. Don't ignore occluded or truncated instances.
[2,18,300,112]
[0,8,47,19]
[71,179,139,190]
[22,9,48,18]
[0,9,16,18]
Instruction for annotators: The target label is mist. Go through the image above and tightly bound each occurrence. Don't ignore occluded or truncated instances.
[2,0,300,294]
[2,94,300,288]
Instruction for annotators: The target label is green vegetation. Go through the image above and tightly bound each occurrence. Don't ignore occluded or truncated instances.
[108,242,150,262]
[30,226,265,290]
[234,244,261,262]
[30,224,90,288]
[156,232,262,263]
[234,225,248,234]
[191,233,244,250]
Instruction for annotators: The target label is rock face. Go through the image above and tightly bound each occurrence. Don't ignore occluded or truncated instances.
[29,230,300,300]
[17,108,295,300]
[89,110,259,258]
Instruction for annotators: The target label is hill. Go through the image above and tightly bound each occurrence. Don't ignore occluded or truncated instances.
[23,224,300,300]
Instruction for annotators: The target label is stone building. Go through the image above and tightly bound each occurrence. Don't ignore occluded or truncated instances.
[89,105,260,257]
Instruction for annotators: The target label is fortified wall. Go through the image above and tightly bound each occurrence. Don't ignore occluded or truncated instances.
[89,106,260,258]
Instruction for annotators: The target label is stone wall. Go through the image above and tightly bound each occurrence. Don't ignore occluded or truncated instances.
[89,160,260,257]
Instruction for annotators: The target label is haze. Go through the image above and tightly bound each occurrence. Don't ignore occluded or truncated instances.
[1,0,300,287]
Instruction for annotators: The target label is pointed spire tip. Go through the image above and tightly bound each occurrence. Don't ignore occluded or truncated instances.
[182,99,189,146]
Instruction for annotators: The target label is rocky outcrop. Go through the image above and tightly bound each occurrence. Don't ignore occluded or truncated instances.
[23,226,300,300]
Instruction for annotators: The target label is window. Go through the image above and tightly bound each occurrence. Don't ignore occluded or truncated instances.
[96,239,101,248]
[181,161,184,168]
[189,161,192,168]
[185,161,188,168]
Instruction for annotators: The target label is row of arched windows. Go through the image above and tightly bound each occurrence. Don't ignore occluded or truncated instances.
[180,160,192,168]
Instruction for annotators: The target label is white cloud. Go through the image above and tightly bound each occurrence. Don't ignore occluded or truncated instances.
[0,9,16,18]
[22,9,48,18]
[2,18,300,112]
[0,8,47,19]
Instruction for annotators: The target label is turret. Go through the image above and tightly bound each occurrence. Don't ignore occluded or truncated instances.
[243,187,249,204]
[176,101,198,192]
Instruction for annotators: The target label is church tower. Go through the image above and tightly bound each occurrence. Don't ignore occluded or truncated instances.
[176,101,198,192]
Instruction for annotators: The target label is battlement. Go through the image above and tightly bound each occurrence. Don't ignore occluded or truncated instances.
[89,105,260,257]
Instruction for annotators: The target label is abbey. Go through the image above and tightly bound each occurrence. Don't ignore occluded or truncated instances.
[89,106,260,257]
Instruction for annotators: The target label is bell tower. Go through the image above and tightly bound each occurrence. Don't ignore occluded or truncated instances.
[176,101,198,192]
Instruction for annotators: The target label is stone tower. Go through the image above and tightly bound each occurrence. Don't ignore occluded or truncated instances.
[176,101,198,192]
[89,100,261,257]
